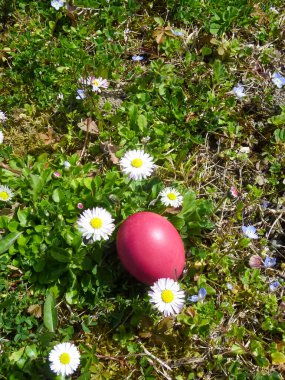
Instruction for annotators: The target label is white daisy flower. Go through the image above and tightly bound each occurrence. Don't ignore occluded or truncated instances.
[0,130,3,144]
[160,187,183,208]
[148,278,185,317]
[0,185,14,202]
[86,76,109,93]
[49,342,80,376]
[0,111,7,122]
[120,149,155,180]
[77,207,115,242]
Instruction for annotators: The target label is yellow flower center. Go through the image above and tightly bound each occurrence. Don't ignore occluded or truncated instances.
[59,352,71,365]
[92,79,100,87]
[0,191,9,200]
[131,158,143,168]
[167,193,177,201]
[90,217,103,229]
[161,289,174,303]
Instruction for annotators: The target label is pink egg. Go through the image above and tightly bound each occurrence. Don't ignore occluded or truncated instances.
[116,212,185,285]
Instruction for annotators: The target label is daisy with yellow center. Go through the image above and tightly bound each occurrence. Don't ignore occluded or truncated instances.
[87,76,109,92]
[77,207,115,243]
[160,187,183,208]
[49,342,80,376]
[0,185,14,202]
[120,149,155,180]
[148,278,185,317]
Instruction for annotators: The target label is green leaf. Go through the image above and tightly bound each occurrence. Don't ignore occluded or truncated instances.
[230,344,245,355]
[274,128,285,142]
[49,21,55,30]
[52,188,63,203]
[153,17,164,26]
[137,114,147,131]
[50,248,71,263]
[30,174,44,200]
[0,231,22,255]
[8,220,19,232]
[25,344,38,359]
[17,208,29,227]
[201,46,212,56]
[83,178,92,190]
[9,347,25,363]
[210,23,220,35]
[44,292,58,332]
[65,289,79,305]
[271,351,285,364]
[56,66,69,73]
[212,60,227,83]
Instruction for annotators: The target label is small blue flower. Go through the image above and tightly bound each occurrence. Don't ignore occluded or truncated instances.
[63,161,71,169]
[188,287,207,302]
[264,256,276,268]
[262,200,270,209]
[269,281,280,292]
[272,72,285,89]
[171,29,184,37]
[51,0,65,10]
[233,84,246,100]
[226,283,233,290]
[76,89,86,100]
[242,225,258,239]
[132,55,144,61]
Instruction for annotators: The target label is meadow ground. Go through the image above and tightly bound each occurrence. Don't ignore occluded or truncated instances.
[0,1,285,379]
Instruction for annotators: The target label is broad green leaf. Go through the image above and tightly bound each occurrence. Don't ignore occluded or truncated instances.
[153,16,164,26]
[30,174,44,200]
[137,114,147,131]
[8,220,19,232]
[65,289,78,305]
[25,344,38,359]
[0,231,22,255]
[17,208,29,227]
[44,292,58,332]
[50,248,71,263]
[56,66,69,73]
[9,347,25,363]
[231,344,245,354]
[52,188,63,203]
[83,177,92,190]
[271,351,285,364]
[274,128,285,142]
[210,23,220,35]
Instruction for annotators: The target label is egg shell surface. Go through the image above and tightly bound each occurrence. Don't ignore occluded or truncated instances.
[116,211,185,285]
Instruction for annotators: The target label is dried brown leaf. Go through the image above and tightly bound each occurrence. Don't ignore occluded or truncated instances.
[37,127,54,145]
[100,141,119,164]
[78,118,99,135]
[185,306,196,318]
[165,207,180,214]
[27,304,42,318]
[153,30,165,44]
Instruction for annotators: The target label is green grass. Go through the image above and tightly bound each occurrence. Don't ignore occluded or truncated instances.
[0,1,285,379]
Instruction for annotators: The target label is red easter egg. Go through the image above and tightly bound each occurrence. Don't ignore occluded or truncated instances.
[116,212,185,285]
